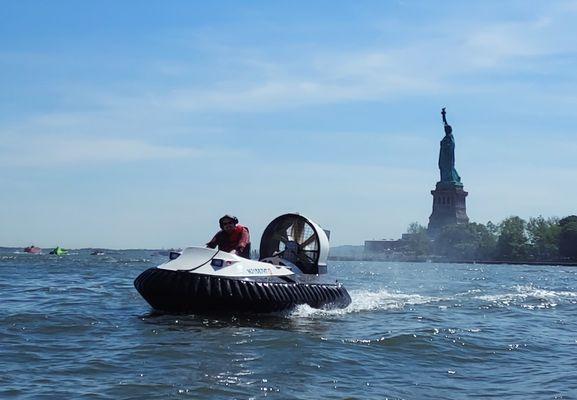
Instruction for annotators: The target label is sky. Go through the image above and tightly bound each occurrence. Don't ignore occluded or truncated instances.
[1,0,577,249]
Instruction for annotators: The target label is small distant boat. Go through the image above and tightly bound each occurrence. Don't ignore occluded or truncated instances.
[49,246,68,256]
[91,250,105,256]
[24,246,42,254]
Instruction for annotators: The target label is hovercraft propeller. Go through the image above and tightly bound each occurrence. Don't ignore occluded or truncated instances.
[259,213,329,274]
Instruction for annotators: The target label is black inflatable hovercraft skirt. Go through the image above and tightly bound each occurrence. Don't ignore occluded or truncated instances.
[134,268,351,313]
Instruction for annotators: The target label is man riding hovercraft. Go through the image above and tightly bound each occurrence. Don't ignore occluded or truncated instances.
[206,214,251,259]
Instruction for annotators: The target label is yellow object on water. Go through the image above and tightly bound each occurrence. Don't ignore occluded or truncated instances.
[51,246,68,256]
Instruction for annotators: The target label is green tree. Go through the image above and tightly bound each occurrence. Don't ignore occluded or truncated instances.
[526,216,560,260]
[405,222,430,257]
[559,215,577,260]
[475,223,498,260]
[407,222,425,234]
[434,222,496,261]
[496,216,529,261]
[486,221,499,236]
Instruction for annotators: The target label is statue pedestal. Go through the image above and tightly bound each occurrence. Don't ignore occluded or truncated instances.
[428,182,469,235]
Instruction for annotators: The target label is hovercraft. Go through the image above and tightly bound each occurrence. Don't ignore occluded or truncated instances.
[134,213,351,313]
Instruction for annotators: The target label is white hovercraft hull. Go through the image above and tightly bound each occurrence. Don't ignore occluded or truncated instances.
[134,247,350,313]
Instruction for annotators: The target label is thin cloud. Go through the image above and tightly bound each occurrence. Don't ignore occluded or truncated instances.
[0,136,202,167]
[12,7,576,117]
[100,18,576,114]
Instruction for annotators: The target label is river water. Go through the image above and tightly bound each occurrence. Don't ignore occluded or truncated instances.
[1,248,576,399]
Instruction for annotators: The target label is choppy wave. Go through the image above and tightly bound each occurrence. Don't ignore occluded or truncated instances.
[290,289,445,317]
[476,284,577,309]
[2,250,577,399]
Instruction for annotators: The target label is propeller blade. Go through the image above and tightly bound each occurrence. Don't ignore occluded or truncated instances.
[291,219,305,242]
[301,234,317,248]
[272,233,289,244]
[278,218,296,234]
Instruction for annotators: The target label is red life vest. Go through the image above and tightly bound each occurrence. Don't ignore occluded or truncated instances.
[207,224,251,258]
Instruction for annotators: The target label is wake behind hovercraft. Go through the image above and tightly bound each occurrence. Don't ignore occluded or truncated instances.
[134,213,351,314]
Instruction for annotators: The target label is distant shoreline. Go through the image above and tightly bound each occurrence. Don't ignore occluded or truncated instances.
[3,247,575,267]
[328,256,577,267]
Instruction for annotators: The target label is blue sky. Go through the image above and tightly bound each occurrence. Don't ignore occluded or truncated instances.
[1,0,577,249]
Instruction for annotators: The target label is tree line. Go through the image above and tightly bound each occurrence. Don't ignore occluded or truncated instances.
[406,215,577,262]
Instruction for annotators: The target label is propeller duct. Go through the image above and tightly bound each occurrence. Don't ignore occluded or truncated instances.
[259,213,329,274]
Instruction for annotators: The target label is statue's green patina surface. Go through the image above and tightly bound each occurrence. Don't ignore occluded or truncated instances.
[438,108,462,187]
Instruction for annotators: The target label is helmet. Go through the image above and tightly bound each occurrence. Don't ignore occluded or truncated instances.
[219,214,239,229]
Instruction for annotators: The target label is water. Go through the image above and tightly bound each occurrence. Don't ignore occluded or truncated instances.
[1,249,576,399]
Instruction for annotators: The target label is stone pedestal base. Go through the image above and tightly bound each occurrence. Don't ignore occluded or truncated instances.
[428,182,469,235]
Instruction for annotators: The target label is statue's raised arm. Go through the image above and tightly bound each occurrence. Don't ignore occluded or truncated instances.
[441,107,452,135]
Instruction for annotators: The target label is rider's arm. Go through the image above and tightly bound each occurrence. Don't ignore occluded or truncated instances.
[235,227,250,253]
[206,232,220,249]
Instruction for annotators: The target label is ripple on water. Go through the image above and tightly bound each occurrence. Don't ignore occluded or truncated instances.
[476,284,577,310]
[2,251,577,399]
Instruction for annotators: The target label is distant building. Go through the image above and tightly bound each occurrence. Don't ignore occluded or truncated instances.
[363,234,415,259]
[364,239,403,253]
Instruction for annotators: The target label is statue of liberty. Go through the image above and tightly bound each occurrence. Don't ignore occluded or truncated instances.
[438,107,462,186]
